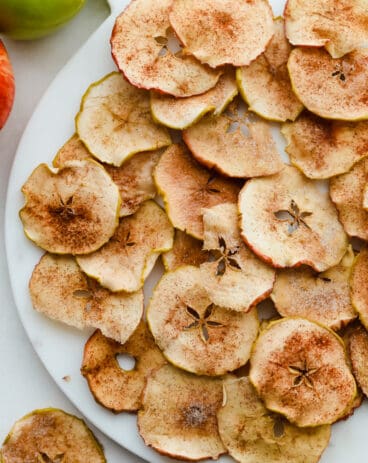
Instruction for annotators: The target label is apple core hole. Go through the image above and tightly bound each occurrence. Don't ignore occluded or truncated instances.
[116,354,136,371]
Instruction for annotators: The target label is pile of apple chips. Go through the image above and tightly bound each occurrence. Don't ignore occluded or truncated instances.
[19,0,368,461]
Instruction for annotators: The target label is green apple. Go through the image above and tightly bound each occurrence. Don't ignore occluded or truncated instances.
[0,40,15,129]
[0,0,86,40]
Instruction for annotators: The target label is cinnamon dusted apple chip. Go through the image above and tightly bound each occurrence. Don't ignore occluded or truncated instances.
[20,160,120,255]
[217,377,331,463]
[288,47,368,121]
[183,98,284,178]
[237,18,303,122]
[162,230,210,271]
[348,324,368,397]
[239,165,348,271]
[154,144,240,239]
[363,184,368,211]
[111,0,220,98]
[81,322,166,412]
[350,248,368,329]
[200,203,275,312]
[250,318,357,427]
[147,265,259,376]
[282,112,368,179]
[76,72,171,167]
[77,201,173,293]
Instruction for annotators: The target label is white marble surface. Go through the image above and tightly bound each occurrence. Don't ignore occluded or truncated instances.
[0,1,143,461]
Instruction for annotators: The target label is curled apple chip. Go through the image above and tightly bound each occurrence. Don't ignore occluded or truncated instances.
[200,203,275,312]
[282,112,368,179]
[76,72,171,167]
[330,158,368,240]
[162,230,210,271]
[0,408,106,463]
[350,248,368,329]
[217,377,331,463]
[77,201,173,293]
[239,165,348,271]
[237,18,303,122]
[138,364,226,461]
[154,144,240,239]
[288,47,368,121]
[147,265,259,376]
[250,318,357,427]
[348,324,368,398]
[20,160,120,255]
[284,0,368,59]
[169,0,274,68]
[183,99,284,178]
[29,253,143,344]
[81,322,166,412]
[111,0,220,98]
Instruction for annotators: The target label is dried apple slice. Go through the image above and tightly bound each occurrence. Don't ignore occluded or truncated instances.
[348,324,368,397]
[162,230,210,271]
[183,98,284,178]
[239,165,348,271]
[284,0,368,59]
[76,72,171,167]
[250,318,357,427]
[138,364,226,460]
[81,322,166,412]
[169,0,274,68]
[154,144,240,239]
[282,112,368,179]
[237,18,303,122]
[363,184,368,210]
[111,0,220,98]
[288,47,368,121]
[147,265,259,376]
[20,160,120,255]
[77,200,173,292]
[217,377,331,463]
[200,203,275,312]
[0,408,106,463]
[271,247,357,330]
[350,248,368,329]
[29,253,143,344]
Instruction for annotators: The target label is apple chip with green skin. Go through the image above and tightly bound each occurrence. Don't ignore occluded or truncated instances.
[138,364,226,461]
[200,203,275,312]
[350,248,368,330]
[29,253,143,344]
[237,18,303,122]
[239,165,348,271]
[330,158,368,240]
[110,0,220,98]
[348,324,368,398]
[288,47,368,121]
[217,377,331,463]
[162,230,210,271]
[0,408,106,463]
[20,160,120,255]
[154,144,240,240]
[76,72,171,167]
[284,0,368,59]
[81,322,166,413]
[282,112,368,179]
[147,265,259,376]
[77,201,173,293]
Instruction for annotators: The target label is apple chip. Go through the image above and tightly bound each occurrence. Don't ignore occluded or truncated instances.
[288,47,368,120]
[169,0,274,68]
[162,230,210,271]
[348,324,368,397]
[363,184,368,210]
[200,203,275,312]
[330,158,368,240]
[351,248,368,329]
[81,322,166,412]
[147,265,259,376]
[282,112,368,179]
[137,364,226,461]
[183,98,284,178]
[239,165,348,271]
[76,72,171,167]
[111,0,220,98]
[271,247,357,330]
[0,408,106,463]
[237,18,303,122]
[284,0,368,59]
[217,377,331,463]
[250,318,357,427]
[29,253,143,344]
[154,144,240,239]
[20,160,120,255]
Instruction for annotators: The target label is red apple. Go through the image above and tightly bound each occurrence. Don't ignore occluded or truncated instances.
[0,40,15,129]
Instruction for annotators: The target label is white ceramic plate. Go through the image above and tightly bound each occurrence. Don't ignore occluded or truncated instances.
[5,1,368,462]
